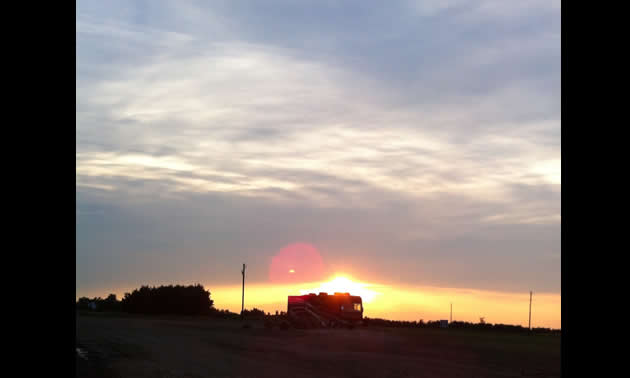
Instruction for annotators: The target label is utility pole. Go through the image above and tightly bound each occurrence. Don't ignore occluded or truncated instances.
[450,303,452,323]
[241,263,246,318]
[528,291,532,331]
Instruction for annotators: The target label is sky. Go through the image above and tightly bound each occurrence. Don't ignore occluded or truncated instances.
[76,1,561,328]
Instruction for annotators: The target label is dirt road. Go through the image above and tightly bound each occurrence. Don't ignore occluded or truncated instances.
[76,313,560,378]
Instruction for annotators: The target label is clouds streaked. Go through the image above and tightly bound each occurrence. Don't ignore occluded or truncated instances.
[76,1,560,298]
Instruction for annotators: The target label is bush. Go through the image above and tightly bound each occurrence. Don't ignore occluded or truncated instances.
[207,308,240,319]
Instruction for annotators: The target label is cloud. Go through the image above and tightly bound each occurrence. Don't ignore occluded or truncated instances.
[76,1,560,296]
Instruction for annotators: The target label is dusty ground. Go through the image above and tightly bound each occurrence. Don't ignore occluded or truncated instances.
[76,312,560,378]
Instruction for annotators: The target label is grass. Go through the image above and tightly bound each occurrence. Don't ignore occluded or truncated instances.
[77,312,560,378]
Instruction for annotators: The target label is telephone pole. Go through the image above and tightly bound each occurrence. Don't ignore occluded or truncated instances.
[450,303,452,323]
[528,291,532,331]
[241,264,246,318]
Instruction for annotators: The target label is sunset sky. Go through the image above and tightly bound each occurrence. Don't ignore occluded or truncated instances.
[76,1,560,328]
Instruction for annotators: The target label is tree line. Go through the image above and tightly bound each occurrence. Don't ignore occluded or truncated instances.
[76,284,214,316]
[76,284,268,318]
[363,317,560,334]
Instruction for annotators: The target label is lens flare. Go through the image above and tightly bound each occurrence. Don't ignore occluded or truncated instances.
[269,243,325,283]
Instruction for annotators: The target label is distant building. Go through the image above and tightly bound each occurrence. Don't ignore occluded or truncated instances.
[440,320,449,328]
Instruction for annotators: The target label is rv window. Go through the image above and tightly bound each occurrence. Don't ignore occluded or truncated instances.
[353,303,361,311]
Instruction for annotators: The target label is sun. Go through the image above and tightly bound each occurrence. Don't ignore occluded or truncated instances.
[299,275,380,303]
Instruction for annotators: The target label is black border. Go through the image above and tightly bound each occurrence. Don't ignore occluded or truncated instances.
[16,1,77,375]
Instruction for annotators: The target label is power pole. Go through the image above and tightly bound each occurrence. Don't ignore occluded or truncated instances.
[528,291,532,331]
[241,263,246,318]
[450,303,452,323]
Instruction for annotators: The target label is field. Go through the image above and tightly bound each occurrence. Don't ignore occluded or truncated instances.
[76,312,560,378]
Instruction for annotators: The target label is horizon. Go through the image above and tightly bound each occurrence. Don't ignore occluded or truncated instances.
[75,274,561,330]
[77,1,560,330]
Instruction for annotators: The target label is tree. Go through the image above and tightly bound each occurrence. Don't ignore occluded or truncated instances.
[121,284,214,315]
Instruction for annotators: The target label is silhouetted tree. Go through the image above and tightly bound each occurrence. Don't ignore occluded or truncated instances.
[121,284,214,315]
[76,297,91,311]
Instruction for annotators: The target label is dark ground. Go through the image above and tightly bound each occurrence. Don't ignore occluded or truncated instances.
[76,312,560,378]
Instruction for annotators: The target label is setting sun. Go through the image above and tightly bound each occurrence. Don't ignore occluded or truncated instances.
[299,275,380,303]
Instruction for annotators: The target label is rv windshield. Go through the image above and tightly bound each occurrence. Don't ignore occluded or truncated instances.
[353,303,362,311]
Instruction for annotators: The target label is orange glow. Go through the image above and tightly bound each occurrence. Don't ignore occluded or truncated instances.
[289,269,295,273]
[81,279,561,329]
[299,275,381,303]
[205,281,561,329]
